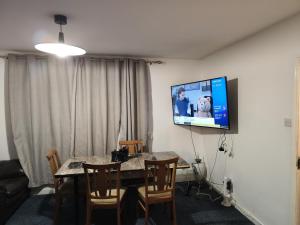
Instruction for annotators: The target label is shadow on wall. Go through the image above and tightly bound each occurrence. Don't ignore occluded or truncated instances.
[227,78,238,134]
[182,78,239,135]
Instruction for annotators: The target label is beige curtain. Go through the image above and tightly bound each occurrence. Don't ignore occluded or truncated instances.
[7,55,152,186]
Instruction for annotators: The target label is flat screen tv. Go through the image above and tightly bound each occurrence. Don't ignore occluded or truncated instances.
[171,76,230,129]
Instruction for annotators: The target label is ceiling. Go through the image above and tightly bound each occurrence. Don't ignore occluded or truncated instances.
[0,0,300,59]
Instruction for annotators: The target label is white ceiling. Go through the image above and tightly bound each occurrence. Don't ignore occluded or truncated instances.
[0,0,300,59]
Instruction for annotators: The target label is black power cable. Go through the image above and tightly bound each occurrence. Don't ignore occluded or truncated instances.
[208,130,227,186]
[189,126,221,201]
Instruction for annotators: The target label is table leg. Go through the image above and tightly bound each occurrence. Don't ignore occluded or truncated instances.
[185,181,193,196]
[74,176,79,225]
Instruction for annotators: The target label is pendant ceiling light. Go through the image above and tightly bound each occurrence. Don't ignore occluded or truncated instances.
[35,15,86,57]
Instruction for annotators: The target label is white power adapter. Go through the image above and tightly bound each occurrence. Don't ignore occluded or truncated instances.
[222,177,232,207]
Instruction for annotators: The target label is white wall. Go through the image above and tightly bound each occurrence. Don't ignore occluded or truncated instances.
[150,59,205,163]
[0,58,10,160]
[150,14,300,225]
[198,14,300,225]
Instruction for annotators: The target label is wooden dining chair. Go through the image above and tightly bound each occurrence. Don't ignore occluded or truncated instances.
[46,149,73,225]
[119,140,144,155]
[83,162,127,225]
[137,157,179,225]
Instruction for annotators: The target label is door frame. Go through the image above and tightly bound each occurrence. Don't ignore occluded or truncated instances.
[293,58,300,225]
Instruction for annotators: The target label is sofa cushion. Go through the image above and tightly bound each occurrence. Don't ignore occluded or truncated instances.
[0,160,25,179]
[0,188,30,225]
[0,176,29,197]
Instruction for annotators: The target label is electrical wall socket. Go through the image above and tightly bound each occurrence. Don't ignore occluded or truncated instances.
[284,118,292,127]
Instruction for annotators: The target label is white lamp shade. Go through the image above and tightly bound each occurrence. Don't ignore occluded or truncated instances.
[35,43,86,57]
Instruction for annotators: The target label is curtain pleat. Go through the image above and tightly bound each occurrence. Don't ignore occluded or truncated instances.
[7,55,152,186]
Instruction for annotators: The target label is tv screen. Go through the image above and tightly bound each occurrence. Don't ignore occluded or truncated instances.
[171,76,229,129]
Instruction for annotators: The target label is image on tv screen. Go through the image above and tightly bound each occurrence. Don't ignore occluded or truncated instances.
[171,77,229,129]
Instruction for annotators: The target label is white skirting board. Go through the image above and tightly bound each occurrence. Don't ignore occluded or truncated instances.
[174,170,265,225]
[233,202,264,225]
[209,182,264,225]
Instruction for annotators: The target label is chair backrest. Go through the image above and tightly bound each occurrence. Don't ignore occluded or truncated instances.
[83,162,121,205]
[46,149,63,189]
[144,157,178,199]
[46,149,61,178]
[119,140,144,154]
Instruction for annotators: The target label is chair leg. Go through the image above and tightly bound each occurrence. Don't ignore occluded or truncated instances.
[169,202,173,220]
[145,204,149,225]
[117,206,121,225]
[54,195,61,225]
[85,204,91,225]
[172,200,177,225]
[136,201,140,218]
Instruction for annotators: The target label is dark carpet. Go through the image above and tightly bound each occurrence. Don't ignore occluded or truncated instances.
[5,183,254,225]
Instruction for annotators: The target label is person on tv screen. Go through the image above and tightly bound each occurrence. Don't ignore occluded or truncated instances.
[175,87,189,116]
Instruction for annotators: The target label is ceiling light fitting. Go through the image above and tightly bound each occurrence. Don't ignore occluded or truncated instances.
[35,15,86,57]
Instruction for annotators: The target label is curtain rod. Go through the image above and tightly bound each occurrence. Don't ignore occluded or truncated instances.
[0,55,163,65]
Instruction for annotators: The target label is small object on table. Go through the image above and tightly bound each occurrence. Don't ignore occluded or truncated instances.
[111,147,129,162]
[111,150,119,162]
[68,161,85,169]
[151,156,157,160]
[119,147,129,162]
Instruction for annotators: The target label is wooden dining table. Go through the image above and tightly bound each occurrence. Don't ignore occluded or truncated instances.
[55,151,190,224]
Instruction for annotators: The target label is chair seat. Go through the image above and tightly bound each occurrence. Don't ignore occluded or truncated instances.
[90,188,126,205]
[138,186,172,201]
